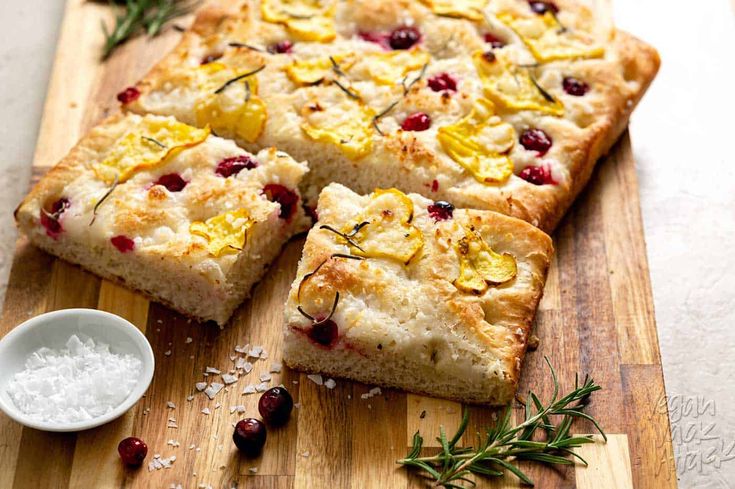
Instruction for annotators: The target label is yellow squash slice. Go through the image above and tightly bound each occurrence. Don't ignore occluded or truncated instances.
[190,208,253,257]
[473,51,563,116]
[453,226,517,294]
[330,189,424,264]
[498,12,604,63]
[301,97,374,160]
[436,98,516,184]
[194,63,267,143]
[261,0,336,42]
[94,118,210,184]
[420,0,488,21]
[362,50,430,85]
[285,54,356,85]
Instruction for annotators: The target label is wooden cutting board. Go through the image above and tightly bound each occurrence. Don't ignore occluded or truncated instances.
[0,1,677,487]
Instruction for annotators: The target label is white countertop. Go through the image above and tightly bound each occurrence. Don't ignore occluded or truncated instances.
[0,1,733,486]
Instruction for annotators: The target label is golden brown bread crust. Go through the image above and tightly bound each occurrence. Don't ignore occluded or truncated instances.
[123,0,659,233]
[15,113,310,323]
[282,184,553,403]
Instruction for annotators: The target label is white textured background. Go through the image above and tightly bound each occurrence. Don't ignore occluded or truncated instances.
[0,1,733,487]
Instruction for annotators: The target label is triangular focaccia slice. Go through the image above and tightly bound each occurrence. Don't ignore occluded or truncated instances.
[15,113,309,324]
[283,183,552,405]
[123,0,659,232]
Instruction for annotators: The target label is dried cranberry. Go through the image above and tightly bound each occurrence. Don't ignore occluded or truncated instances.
[388,26,420,50]
[431,179,439,192]
[233,418,267,457]
[482,51,497,63]
[268,40,294,54]
[562,76,589,96]
[111,235,135,253]
[358,31,391,50]
[528,1,559,14]
[116,87,140,104]
[215,155,258,177]
[154,173,187,192]
[519,128,553,156]
[263,184,299,220]
[483,33,506,49]
[258,387,294,425]
[519,165,555,185]
[200,52,223,65]
[40,198,70,239]
[401,112,431,132]
[308,319,339,347]
[427,201,454,221]
[427,73,457,93]
[118,437,147,466]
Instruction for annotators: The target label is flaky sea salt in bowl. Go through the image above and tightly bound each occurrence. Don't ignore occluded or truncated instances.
[0,308,154,432]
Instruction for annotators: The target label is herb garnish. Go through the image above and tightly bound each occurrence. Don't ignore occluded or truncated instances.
[372,100,399,136]
[329,56,361,100]
[297,253,364,301]
[319,222,369,251]
[398,358,605,487]
[213,65,266,94]
[528,73,556,103]
[297,291,340,324]
[89,174,120,226]
[402,62,428,96]
[100,0,195,59]
[228,41,265,52]
[141,135,167,148]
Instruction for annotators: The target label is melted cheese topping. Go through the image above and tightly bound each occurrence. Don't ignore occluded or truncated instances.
[339,188,424,264]
[420,0,488,21]
[301,95,375,160]
[261,0,336,42]
[190,208,253,257]
[437,98,515,184]
[94,118,210,184]
[498,12,604,62]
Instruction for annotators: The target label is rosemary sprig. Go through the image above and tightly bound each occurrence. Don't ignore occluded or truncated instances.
[89,174,120,226]
[319,222,369,251]
[101,0,196,59]
[213,65,266,94]
[397,358,605,487]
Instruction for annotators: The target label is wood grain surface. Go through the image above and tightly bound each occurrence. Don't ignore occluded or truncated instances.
[0,0,677,487]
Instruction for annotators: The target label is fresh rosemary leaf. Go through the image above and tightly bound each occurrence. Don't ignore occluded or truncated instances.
[397,358,605,487]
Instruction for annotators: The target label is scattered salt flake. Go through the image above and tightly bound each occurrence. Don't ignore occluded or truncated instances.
[166,401,176,409]
[259,373,272,383]
[164,350,172,356]
[269,363,282,373]
[167,439,180,447]
[204,382,224,399]
[260,350,269,359]
[186,395,194,402]
[205,367,221,375]
[255,382,269,393]
[369,387,382,396]
[247,346,263,358]
[215,403,221,410]
[201,408,211,415]
[300,450,310,458]
[248,467,258,474]
[185,337,193,344]
[242,385,256,394]
[234,345,248,354]
[157,319,163,324]
[292,380,299,385]
[222,373,238,385]
[148,454,176,471]
[307,374,323,386]
[195,382,207,392]
[294,402,301,409]
[324,378,337,389]
[189,444,196,450]
[242,362,253,374]
[229,405,246,414]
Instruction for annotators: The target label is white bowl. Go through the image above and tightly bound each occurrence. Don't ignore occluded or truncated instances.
[0,308,154,432]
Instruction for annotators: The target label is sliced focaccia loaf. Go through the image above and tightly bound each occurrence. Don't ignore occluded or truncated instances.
[283,183,552,404]
[121,0,659,231]
[16,113,309,324]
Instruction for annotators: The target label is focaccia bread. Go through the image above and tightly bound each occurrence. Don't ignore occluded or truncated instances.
[15,113,309,324]
[122,0,659,231]
[283,183,552,404]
